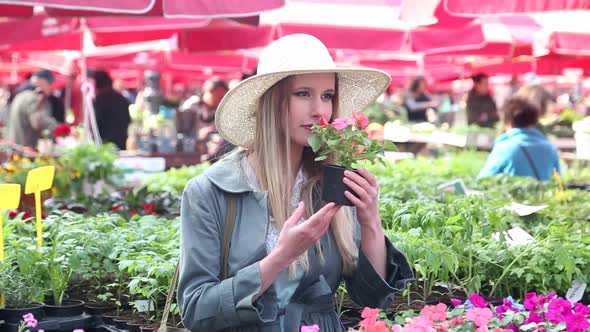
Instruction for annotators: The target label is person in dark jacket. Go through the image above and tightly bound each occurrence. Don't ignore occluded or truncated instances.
[403,76,439,122]
[466,73,499,128]
[90,70,131,150]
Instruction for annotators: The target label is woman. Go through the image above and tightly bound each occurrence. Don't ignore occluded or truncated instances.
[479,97,561,181]
[403,76,438,122]
[178,34,412,332]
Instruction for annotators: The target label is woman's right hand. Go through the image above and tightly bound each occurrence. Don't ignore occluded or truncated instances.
[274,202,342,266]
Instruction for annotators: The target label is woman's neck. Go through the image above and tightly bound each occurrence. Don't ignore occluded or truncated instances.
[248,144,303,184]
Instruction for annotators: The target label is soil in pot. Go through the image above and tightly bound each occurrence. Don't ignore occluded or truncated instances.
[0,302,45,323]
[44,299,85,317]
[322,165,359,206]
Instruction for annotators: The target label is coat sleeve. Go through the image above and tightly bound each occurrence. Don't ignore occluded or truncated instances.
[343,210,413,309]
[178,177,278,331]
[27,96,56,132]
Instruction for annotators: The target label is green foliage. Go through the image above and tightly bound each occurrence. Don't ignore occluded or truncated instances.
[143,163,210,195]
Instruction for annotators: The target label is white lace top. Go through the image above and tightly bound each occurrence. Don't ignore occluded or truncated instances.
[240,156,308,254]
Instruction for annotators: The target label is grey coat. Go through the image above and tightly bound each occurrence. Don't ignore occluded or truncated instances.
[178,153,413,332]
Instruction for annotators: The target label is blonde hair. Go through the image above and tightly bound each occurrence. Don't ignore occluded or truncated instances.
[246,75,358,277]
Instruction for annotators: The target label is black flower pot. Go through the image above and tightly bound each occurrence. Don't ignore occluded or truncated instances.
[114,318,129,330]
[0,302,45,323]
[322,164,358,206]
[83,302,117,316]
[141,326,155,332]
[44,299,85,317]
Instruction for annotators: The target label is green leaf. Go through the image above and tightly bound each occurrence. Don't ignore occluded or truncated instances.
[314,155,328,161]
[308,136,323,152]
[383,140,397,151]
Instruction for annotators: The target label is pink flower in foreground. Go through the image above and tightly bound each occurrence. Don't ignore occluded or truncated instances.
[318,117,329,128]
[22,313,37,328]
[404,316,437,332]
[448,315,464,326]
[565,312,590,332]
[392,325,404,332]
[352,111,369,129]
[466,308,493,327]
[332,118,355,130]
[474,327,488,332]
[365,320,390,332]
[421,303,447,322]
[469,294,489,308]
[450,298,463,307]
[525,312,545,324]
[73,330,85,332]
[574,303,590,316]
[360,307,380,327]
[301,324,320,332]
[546,297,572,324]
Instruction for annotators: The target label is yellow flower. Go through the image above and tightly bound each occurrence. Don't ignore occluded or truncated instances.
[52,187,58,196]
[12,154,20,162]
[3,163,16,173]
[21,158,32,166]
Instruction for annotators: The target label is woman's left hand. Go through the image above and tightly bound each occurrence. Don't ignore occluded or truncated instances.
[343,168,380,227]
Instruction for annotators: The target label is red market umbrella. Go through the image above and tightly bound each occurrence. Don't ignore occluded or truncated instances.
[0,0,285,17]
[443,0,590,17]
[0,15,81,51]
[0,4,33,16]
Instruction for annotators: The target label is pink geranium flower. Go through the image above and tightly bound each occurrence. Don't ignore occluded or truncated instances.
[360,307,380,327]
[421,303,447,322]
[301,324,320,332]
[404,316,437,332]
[22,313,37,328]
[332,118,355,130]
[546,297,572,324]
[466,308,494,327]
[469,294,489,308]
[450,298,463,307]
[565,312,590,332]
[365,320,390,332]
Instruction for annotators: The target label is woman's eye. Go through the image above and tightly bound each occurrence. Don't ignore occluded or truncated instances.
[294,91,310,97]
[322,93,335,101]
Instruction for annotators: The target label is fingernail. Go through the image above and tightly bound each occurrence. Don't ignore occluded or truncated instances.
[299,201,304,208]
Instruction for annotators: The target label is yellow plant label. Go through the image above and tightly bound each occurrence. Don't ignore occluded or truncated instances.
[0,184,21,210]
[25,166,55,194]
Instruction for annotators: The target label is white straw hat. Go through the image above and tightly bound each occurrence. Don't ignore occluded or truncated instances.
[215,34,391,148]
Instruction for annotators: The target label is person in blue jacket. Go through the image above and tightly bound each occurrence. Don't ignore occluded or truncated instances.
[479,96,561,181]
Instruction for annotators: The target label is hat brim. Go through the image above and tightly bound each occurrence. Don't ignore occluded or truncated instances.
[216,68,391,148]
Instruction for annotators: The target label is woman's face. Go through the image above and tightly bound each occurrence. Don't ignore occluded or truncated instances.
[285,73,336,148]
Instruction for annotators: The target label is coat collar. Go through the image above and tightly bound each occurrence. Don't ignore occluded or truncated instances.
[203,151,254,194]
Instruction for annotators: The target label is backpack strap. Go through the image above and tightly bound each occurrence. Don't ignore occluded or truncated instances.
[519,145,541,181]
[221,193,238,280]
[159,193,238,332]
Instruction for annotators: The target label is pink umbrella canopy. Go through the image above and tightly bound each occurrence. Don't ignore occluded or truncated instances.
[0,4,32,16]
[0,0,285,17]
[443,0,590,17]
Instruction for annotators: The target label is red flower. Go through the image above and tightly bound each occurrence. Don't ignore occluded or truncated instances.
[130,209,138,216]
[111,204,124,212]
[53,124,71,137]
[22,211,33,220]
[352,111,369,129]
[318,117,329,128]
[9,210,18,219]
[143,203,156,215]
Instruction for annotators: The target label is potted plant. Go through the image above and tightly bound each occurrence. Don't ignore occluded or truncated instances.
[38,216,86,317]
[0,259,45,324]
[308,111,396,205]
